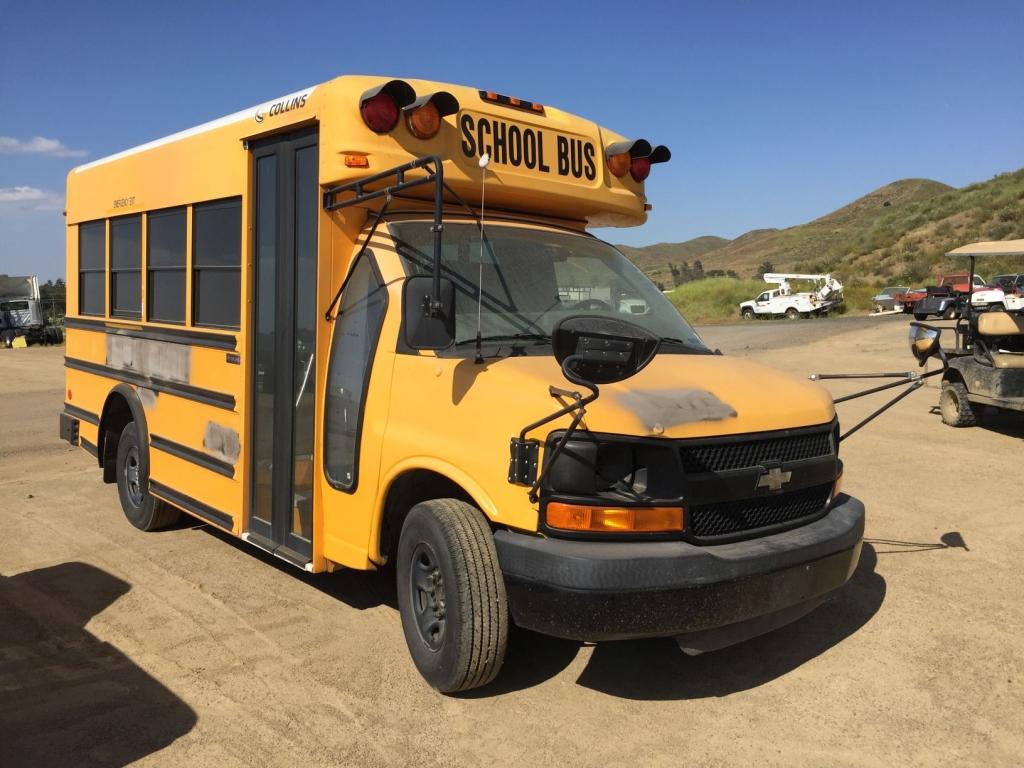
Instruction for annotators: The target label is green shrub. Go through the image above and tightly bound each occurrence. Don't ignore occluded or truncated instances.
[668,278,767,324]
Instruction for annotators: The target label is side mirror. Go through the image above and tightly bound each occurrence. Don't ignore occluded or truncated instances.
[552,315,660,385]
[403,275,455,350]
[909,322,945,367]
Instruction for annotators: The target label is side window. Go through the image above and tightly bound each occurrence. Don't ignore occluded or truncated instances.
[110,215,142,318]
[324,257,388,490]
[79,220,106,316]
[147,207,186,324]
[193,198,241,328]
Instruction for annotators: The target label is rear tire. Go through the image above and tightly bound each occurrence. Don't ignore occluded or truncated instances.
[940,381,977,427]
[396,498,508,693]
[785,308,800,320]
[115,421,181,531]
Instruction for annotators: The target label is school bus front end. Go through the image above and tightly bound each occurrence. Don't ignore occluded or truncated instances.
[60,74,864,694]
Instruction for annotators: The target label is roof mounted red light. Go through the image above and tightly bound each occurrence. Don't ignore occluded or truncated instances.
[359,79,417,134]
[629,156,652,182]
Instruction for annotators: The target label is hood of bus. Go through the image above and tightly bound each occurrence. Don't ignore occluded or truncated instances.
[438,352,834,440]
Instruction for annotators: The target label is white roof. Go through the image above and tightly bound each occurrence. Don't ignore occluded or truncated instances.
[947,239,1024,258]
[73,85,317,173]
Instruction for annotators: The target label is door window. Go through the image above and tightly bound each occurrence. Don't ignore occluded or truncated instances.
[324,257,388,490]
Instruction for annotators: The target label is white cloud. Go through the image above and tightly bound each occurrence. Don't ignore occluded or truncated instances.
[0,136,88,158]
[0,187,65,212]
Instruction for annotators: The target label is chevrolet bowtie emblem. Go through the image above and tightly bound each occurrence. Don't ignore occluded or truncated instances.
[756,467,792,492]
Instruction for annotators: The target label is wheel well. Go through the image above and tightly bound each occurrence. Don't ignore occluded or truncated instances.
[943,368,966,386]
[98,392,133,483]
[379,470,475,563]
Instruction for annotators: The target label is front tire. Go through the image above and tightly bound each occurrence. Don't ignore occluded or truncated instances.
[914,312,928,321]
[741,308,755,320]
[115,421,181,531]
[940,381,977,427]
[396,498,508,693]
[942,304,958,320]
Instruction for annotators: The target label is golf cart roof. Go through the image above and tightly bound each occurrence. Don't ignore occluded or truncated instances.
[947,239,1024,257]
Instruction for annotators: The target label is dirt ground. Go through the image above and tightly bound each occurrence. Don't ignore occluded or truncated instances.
[1,316,1022,768]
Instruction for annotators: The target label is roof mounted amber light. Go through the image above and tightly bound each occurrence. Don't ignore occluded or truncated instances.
[547,502,684,533]
[403,91,460,140]
[359,79,417,134]
[478,89,545,115]
[605,139,671,182]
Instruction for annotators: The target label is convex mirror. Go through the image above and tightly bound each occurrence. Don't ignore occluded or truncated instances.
[909,322,944,366]
[552,315,660,385]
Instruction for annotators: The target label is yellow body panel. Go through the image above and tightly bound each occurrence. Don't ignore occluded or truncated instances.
[63,73,835,575]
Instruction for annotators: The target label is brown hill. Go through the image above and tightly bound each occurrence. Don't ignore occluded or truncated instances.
[616,235,730,287]
[697,179,954,277]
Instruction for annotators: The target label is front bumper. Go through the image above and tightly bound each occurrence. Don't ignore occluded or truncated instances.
[494,494,864,645]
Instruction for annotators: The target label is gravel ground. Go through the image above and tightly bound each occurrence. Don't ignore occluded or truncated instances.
[1,319,1021,768]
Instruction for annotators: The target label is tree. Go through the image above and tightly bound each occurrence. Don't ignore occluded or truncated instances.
[755,260,775,278]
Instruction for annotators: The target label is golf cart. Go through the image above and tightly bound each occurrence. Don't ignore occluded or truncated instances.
[912,240,1024,427]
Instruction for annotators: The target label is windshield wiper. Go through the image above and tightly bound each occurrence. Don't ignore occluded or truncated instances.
[453,333,552,346]
[658,336,711,353]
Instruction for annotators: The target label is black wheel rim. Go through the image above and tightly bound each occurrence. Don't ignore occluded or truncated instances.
[124,446,143,507]
[409,542,446,651]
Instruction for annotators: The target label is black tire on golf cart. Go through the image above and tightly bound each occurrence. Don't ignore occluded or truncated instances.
[785,307,800,320]
[115,421,181,531]
[942,304,958,321]
[741,308,755,320]
[940,381,977,428]
[396,498,508,693]
[914,313,928,321]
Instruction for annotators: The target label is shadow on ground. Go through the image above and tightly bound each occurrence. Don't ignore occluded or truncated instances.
[929,404,1024,438]
[0,562,197,768]
[472,543,889,700]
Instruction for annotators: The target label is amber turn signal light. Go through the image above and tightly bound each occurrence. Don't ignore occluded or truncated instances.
[546,503,684,533]
[606,151,631,178]
[406,100,441,139]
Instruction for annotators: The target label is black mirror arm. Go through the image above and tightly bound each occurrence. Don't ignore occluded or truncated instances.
[810,368,946,442]
[515,360,601,503]
[324,194,392,322]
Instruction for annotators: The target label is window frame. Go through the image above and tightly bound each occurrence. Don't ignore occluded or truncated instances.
[192,197,242,330]
[146,206,188,325]
[78,219,107,317]
[109,213,143,319]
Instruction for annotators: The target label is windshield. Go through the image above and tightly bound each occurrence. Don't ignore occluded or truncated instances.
[390,221,708,356]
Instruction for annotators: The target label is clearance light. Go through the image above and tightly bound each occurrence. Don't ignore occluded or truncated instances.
[359,80,417,134]
[403,91,460,140]
[478,89,546,115]
[344,153,369,168]
[547,502,684,533]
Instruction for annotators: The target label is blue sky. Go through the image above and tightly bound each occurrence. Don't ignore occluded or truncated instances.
[2,0,1022,280]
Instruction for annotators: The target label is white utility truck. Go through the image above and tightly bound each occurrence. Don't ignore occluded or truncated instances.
[740,273,844,320]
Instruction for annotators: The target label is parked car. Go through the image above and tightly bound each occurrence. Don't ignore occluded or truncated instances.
[872,286,910,312]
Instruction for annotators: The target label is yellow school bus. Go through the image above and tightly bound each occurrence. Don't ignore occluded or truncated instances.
[59,75,863,692]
